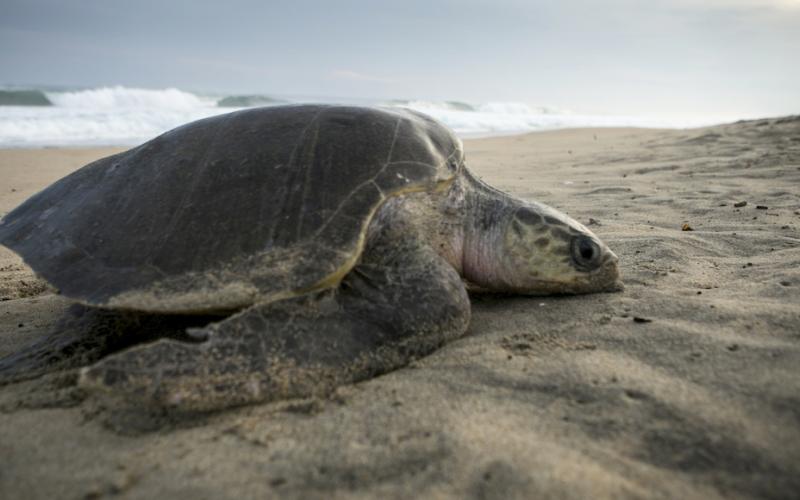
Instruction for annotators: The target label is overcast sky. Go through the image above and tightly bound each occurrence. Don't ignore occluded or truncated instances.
[2,0,798,118]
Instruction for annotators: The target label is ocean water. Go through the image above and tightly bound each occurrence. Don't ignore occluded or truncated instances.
[0,85,722,148]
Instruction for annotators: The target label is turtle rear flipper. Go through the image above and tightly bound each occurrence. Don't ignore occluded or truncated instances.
[79,235,471,412]
[0,305,125,385]
[0,305,215,385]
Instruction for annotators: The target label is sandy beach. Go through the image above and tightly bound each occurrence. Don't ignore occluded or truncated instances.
[1,117,799,499]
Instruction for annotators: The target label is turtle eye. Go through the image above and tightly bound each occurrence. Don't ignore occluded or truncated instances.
[571,236,601,271]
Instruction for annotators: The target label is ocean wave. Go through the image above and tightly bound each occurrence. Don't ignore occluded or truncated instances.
[0,90,52,106]
[217,95,285,107]
[384,100,476,112]
[391,100,570,135]
[477,101,559,115]
[0,85,724,147]
[47,86,214,109]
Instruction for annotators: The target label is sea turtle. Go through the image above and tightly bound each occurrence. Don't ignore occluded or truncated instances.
[0,105,621,411]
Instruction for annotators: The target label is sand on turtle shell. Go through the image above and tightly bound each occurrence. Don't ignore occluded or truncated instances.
[1,118,799,499]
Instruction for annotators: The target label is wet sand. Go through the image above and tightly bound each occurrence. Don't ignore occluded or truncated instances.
[1,117,799,499]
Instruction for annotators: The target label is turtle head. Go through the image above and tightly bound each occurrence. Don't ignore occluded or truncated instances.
[462,197,622,295]
[497,203,622,294]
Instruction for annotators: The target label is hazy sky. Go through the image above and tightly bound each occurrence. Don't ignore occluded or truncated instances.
[2,0,798,118]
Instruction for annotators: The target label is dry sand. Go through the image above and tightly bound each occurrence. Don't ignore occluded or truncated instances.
[1,117,799,499]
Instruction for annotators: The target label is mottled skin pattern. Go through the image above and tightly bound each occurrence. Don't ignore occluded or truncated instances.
[0,105,621,411]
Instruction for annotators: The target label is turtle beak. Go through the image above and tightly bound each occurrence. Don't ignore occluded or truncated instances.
[602,252,624,292]
[605,279,625,293]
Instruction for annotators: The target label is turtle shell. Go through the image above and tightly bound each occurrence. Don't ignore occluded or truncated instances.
[0,105,463,312]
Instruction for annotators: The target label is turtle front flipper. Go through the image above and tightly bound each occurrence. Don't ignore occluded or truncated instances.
[79,236,470,412]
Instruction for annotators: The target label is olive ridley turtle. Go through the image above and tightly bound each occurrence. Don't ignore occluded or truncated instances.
[0,105,621,411]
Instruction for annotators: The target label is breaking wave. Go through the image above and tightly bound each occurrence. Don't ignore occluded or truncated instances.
[0,90,52,106]
[47,86,214,109]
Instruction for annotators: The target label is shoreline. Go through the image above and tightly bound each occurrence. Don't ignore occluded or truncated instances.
[1,113,792,151]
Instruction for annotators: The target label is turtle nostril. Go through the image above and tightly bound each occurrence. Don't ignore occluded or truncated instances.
[603,251,619,266]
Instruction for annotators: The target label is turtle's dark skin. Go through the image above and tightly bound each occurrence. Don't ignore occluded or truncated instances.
[0,105,621,411]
